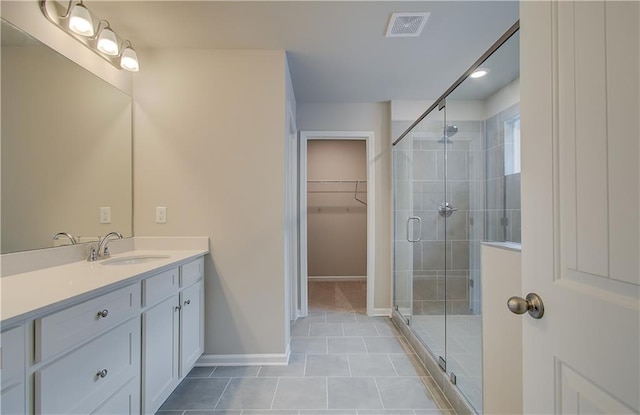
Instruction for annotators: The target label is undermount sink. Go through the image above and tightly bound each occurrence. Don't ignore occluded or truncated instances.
[101,255,171,265]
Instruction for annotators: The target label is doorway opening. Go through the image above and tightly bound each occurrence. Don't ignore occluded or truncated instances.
[299,131,375,317]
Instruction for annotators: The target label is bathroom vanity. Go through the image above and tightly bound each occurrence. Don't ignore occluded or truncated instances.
[0,249,207,415]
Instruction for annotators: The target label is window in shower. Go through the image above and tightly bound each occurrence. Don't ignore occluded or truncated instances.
[504,117,521,175]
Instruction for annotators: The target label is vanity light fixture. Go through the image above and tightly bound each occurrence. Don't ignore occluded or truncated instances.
[470,67,490,78]
[40,0,140,72]
[68,1,94,36]
[97,23,119,56]
[120,41,139,72]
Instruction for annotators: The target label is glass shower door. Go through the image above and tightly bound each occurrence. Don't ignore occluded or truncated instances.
[393,135,414,323]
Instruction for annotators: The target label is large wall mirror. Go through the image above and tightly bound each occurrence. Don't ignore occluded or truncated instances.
[1,19,133,254]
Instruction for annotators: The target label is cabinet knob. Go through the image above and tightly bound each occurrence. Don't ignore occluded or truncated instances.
[184,299,191,306]
[175,305,182,312]
[97,309,109,318]
[96,369,108,379]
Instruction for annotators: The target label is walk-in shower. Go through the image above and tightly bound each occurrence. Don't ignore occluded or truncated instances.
[392,24,520,414]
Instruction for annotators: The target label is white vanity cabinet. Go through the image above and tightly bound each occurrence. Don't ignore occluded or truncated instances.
[142,257,205,414]
[1,325,27,415]
[0,250,207,415]
[33,282,141,415]
[178,256,205,377]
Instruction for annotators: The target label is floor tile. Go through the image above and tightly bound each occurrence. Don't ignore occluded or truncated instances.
[375,377,438,410]
[354,315,389,324]
[258,353,306,377]
[374,323,401,337]
[160,378,230,410]
[328,337,367,354]
[358,411,415,415]
[414,410,456,415]
[272,378,327,410]
[155,411,184,415]
[326,312,358,323]
[181,411,242,415]
[291,323,312,337]
[211,366,260,378]
[242,411,298,415]
[347,355,396,377]
[310,323,344,337]
[342,323,378,337]
[215,378,278,410]
[363,337,408,353]
[291,338,327,354]
[301,411,356,415]
[388,354,429,377]
[187,367,215,378]
[327,378,383,410]
[305,354,350,377]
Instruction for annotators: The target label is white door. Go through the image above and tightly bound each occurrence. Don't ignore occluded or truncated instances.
[179,281,204,377]
[521,1,639,414]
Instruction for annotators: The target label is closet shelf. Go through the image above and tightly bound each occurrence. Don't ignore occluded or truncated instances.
[307,180,367,206]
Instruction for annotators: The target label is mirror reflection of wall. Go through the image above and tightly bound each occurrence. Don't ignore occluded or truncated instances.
[1,19,133,254]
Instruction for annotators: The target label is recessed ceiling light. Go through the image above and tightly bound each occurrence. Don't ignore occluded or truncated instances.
[470,68,490,78]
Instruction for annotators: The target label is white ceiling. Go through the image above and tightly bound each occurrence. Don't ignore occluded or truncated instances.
[87,1,520,103]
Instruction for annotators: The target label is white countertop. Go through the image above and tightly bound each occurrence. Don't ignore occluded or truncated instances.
[1,249,208,327]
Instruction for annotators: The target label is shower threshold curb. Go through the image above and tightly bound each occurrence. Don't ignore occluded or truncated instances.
[391,310,477,415]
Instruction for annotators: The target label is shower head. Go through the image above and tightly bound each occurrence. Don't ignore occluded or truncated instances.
[445,125,459,137]
[437,125,458,143]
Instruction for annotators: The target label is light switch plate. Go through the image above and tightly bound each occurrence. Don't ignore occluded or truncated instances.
[100,207,111,224]
[156,206,167,223]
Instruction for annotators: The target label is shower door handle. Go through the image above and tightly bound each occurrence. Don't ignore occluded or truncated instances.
[407,216,422,243]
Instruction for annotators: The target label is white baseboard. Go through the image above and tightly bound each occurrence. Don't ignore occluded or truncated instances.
[308,276,366,282]
[196,346,291,367]
[372,308,392,317]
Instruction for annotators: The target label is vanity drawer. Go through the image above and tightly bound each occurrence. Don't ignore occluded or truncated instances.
[180,257,204,288]
[35,283,140,362]
[143,267,178,307]
[35,318,140,415]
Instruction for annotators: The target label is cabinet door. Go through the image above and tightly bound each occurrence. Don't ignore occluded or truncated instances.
[142,295,179,415]
[179,281,204,377]
[91,377,139,415]
[1,325,26,415]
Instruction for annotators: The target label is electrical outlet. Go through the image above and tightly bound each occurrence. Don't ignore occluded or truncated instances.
[100,207,111,224]
[156,206,167,224]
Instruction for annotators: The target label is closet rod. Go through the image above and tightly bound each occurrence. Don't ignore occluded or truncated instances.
[307,180,367,183]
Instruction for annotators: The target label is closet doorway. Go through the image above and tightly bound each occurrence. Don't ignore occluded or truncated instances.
[299,131,375,317]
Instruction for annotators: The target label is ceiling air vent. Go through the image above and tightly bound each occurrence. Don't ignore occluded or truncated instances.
[386,12,430,38]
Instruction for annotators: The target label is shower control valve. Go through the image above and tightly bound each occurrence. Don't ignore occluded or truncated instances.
[438,202,457,218]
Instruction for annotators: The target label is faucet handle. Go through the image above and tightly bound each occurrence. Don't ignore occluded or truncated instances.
[88,246,99,262]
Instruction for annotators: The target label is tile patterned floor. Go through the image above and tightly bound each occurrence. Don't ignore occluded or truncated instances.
[157,311,456,415]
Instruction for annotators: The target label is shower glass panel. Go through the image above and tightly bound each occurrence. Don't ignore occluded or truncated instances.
[393,133,414,323]
[443,30,520,412]
[393,106,447,358]
[392,23,519,415]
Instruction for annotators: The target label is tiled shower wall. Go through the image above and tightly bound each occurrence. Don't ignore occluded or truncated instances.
[393,102,521,318]
[393,120,484,317]
[484,103,521,244]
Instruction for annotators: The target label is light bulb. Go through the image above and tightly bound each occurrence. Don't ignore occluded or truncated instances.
[69,3,94,37]
[120,47,139,72]
[97,27,119,55]
[470,68,490,79]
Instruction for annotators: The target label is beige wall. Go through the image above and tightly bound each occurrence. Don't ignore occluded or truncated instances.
[133,48,290,355]
[307,140,367,277]
[297,102,392,311]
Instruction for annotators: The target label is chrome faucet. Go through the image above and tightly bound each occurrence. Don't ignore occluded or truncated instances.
[88,231,123,262]
[52,232,77,245]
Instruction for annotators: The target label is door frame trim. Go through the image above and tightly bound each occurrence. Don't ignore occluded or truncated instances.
[299,130,375,316]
